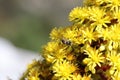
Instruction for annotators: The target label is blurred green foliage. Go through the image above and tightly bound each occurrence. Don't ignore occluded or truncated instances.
[0,14,53,51]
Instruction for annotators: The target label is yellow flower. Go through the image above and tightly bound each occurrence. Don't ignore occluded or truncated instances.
[106,40,120,51]
[106,50,120,79]
[110,24,120,41]
[43,41,59,53]
[83,46,105,73]
[63,27,77,40]
[98,28,111,40]
[27,68,40,80]
[43,41,68,63]
[80,75,91,80]
[88,7,110,29]
[66,53,75,61]
[62,26,85,44]
[106,0,120,11]
[50,27,64,40]
[82,27,98,43]
[27,77,40,80]
[72,74,91,80]
[52,48,67,62]
[108,66,120,80]
[71,74,82,80]
[107,50,120,66]
[69,7,89,23]
[52,61,77,79]
[44,42,69,62]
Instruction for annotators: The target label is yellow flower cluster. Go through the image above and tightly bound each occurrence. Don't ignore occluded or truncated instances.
[21,0,120,80]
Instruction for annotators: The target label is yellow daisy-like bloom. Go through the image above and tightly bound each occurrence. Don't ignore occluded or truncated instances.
[63,26,85,44]
[106,40,120,51]
[69,7,89,23]
[63,26,77,40]
[27,77,40,80]
[62,26,86,44]
[107,51,120,80]
[112,41,120,50]
[83,46,105,73]
[108,66,120,80]
[82,27,98,43]
[110,24,120,41]
[80,75,91,80]
[27,68,40,80]
[106,41,112,51]
[50,27,64,40]
[71,74,82,80]
[72,74,91,80]
[88,7,110,29]
[107,50,120,66]
[72,30,85,44]
[53,48,68,62]
[99,27,111,40]
[52,60,77,79]
[45,48,67,63]
[106,0,120,11]
[43,41,59,53]
[43,41,68,63]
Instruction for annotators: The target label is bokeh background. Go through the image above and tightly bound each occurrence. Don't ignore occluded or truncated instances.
[0,0,82,51]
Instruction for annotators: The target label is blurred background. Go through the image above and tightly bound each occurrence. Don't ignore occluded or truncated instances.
[0,0,82,79]
[0,0,82,51]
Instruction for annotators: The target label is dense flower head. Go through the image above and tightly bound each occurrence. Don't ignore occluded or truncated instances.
[21,0,120,80]
[83,45,105,73]
[52,60,77,79]
[69,7,89,24]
